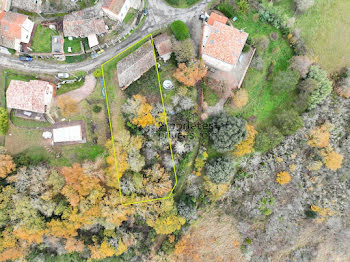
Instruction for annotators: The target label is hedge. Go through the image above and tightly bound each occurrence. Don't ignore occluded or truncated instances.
[170,20,190,41]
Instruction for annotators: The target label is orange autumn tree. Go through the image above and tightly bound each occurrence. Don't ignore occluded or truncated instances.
[234,124,257,157]
[60,163,105,207]
[65,238,85,253]
[276,171,291,185]
[320,146,343,171]
[0,154,16,178]
[143,163,172,198]
[89,238,127,260]
[125,94,155,128]
[307,122,333,148]
[173,60,207,86]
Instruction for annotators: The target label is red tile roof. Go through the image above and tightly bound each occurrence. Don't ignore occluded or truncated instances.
[203,21,248,66]
[6,80,54,113]
[0,12,28,39]
[208,12,228,26]
[153,33,172,57]
[102,0,126,15]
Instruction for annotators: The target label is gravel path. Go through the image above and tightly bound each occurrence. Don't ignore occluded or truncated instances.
[57,74,96,102]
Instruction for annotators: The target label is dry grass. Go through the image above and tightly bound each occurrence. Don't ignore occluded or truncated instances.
[170,209,247,262]
[295,0,350,73]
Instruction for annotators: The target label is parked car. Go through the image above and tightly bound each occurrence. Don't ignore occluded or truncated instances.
[57,73,70,78]
[97,49,105,55]
[19,55,33,62]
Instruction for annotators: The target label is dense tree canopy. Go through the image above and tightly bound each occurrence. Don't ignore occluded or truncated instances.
[209,113,247,153]
[205,156,235,184]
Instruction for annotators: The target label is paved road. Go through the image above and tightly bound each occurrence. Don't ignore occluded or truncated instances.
[0,0,210,74]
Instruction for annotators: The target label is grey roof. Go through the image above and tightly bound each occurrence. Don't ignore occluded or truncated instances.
[117,41,155,89]
[63,9,107,38]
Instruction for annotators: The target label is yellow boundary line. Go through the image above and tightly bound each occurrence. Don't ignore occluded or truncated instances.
[101,34,177,205]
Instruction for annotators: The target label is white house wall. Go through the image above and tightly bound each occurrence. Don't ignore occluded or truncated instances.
[20,18,34,44]
[202,54,233,72]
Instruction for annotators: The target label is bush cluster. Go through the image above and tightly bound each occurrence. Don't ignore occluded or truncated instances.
[170,20,190,41]
[217,3,234,19]
[258,5,289,34]
[205,156,235,184]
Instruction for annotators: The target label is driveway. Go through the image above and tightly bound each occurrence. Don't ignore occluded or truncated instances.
[0,0,211,74]
[57,74,96,102]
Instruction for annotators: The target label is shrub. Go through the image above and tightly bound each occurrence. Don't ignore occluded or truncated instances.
[170,20,190,41]
[290,56,313,78]
[232,89,248,108]
[209,113,247,153]
[250,55,264,71]
[8,48,16,55]
[335,68,350,98]
[93,105,102,113]
[93,69,102,78]
[237,0,249,13]
[233,124,257,157]
[172,38,195,63]
[254,35,270,54]
[0,108,9,135]
[320,147,343,171]
[274,110,303,136]
[254,126,284,152]
[271,69,299,94]
[306,65,333,110]
[205,156,235,184]
[57,96,79,117]
[276,171,291,185]
[258,5,288,33]
[294,0,314,12]
[217,3,234,19]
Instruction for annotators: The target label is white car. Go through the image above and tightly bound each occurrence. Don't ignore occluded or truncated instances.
[57,73,70,78]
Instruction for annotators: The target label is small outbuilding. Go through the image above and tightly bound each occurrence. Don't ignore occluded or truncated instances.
[153,33,172,62]
[50,120,87,146]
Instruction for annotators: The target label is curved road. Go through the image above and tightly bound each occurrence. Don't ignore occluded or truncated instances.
[0,0,210,74]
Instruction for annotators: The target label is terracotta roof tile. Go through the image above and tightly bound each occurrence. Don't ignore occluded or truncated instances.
[6,80,54,113]
[102,0,126,15]
[154,33,172,57]
[0,11,28,41]
[203,21,248,66]
[208,12,228,26]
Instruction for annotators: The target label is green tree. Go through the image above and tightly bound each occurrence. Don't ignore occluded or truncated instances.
[209,113,247,153]
[274,110,303,136]
[0,108,8,135]
[217,3,234,18]
[254,126,284,152]
[306,65,333,110]
[205,156,235,184]
[170,20,190,41]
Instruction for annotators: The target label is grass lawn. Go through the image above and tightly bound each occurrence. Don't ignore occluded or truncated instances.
[56,80,85,95]
[224,12,294,127]
[123,8,138,24]
[10,113,51,128]
[31,24,58,53]
[203,81,220,107]
[64,37,82,53]
[0,70,5,108]
[294,0,350,73]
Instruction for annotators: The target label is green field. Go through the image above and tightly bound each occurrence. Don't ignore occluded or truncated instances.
[31,24,58,53]
[294,0,350,73]
[225,12,294,127]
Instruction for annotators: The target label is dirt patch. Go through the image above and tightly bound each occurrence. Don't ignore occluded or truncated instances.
[169,208,247,262]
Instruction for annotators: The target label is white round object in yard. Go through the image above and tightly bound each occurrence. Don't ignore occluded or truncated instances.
[163,80,173,90]
[43,131,53,139]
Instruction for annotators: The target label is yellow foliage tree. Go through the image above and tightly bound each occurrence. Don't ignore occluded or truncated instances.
[276,171,291,185]
[320,147,343,171]
[89,239,127,260]
[0,247,24,262]
[203,178,230,201]
[0,154,16,178]
[232,89,248,108]
[307,123,332,148]
[173,60,207,86]
[234,124,257,157]
[57,96,79,117]
[148,215,186,235]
